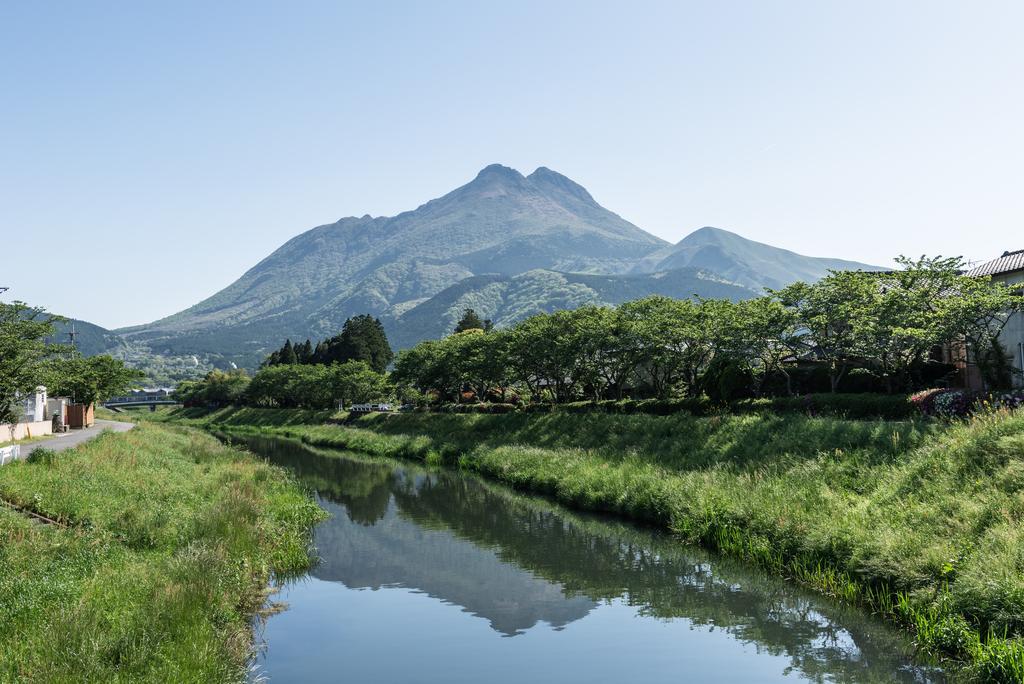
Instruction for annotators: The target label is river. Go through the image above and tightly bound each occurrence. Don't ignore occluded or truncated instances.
[238,435,945,683]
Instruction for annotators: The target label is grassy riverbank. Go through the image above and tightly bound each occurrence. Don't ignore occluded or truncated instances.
[0,422,324,682]
[163,406,1024,680]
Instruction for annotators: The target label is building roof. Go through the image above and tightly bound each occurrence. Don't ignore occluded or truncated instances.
[968,250,1024,278]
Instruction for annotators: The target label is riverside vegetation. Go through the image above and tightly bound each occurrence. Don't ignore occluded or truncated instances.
[160,405,1024,681]
[0,422,324,682]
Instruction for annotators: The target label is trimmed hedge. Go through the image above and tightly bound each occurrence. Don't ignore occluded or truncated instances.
[733,393,917,420]
[428,392,977,420]
[544,394,915,420]
[438,402,518,414]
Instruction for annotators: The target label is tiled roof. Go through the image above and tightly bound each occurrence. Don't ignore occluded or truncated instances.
[968,250,1024,277]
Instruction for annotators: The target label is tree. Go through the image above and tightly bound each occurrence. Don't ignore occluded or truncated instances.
[454,308,492,333]
[507,310,588,403]
[280,339,298,365]
[0,302,62,427]
[729,297,800,395]
[47,354,143,406]
[315,315,394,372]
[773,272,878,393]
[861,257,968,392]
[618,297,725,399]
[175,369,250,406]
[246,364,328,408]
[393,339,461,403]
[562,306,626,400]
[327,361,393,406]
[297,339,314,364]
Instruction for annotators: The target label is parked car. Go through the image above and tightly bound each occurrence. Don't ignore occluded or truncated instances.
[349,403,393,413]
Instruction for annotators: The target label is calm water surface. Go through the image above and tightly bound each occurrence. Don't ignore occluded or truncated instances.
[240,436,945,684]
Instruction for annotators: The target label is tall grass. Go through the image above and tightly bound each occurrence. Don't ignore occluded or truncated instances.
[173,406,1024,680]
[0,422,324,683]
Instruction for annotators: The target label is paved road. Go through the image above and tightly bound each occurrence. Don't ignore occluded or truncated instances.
[20,420,135,459]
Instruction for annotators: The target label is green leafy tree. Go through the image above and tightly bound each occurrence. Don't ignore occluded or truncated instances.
[618,297,726,399]
[393,339,462,403]
[246,364,328,408]
[774,272,878,393]
[327,360,393,406]
[175,369,250,406]
[729,297,800,396]
[562,306,626,400]
[507,310,587,403]
[47,355,144,406]
[0,302,63,427]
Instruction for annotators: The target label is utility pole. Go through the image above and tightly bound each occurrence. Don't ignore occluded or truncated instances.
[68,320,79,350]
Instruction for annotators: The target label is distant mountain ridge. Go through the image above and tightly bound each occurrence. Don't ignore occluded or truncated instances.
[633,226,880,291]
[106,164,882,368]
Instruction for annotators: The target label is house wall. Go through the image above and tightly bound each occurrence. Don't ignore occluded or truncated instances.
[993,272,1024,389]
[0,420,53,443]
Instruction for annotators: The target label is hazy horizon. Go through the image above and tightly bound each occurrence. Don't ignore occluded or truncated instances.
[4,1,1022,328]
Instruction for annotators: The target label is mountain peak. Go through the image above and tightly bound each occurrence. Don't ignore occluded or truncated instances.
[527,166,596,203]
[678,226,743,245]
[473,163,525,182]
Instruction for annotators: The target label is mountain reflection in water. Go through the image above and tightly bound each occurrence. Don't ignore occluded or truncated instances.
[240,435,944,684]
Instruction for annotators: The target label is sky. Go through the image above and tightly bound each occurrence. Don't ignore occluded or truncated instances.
[3,1,1023,328]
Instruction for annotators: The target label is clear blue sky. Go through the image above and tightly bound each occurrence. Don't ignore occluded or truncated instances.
[3,1,1022,328]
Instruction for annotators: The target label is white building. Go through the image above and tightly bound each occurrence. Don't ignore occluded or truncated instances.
[968,250,1024,388]
[1,386,55,443]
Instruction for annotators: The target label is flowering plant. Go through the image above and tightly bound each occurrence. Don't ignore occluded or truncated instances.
[911,387,1024,419]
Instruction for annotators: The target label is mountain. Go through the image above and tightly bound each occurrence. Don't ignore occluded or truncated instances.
[115,165,883,368]
[119,165,670,365]
[633,226,881,292]
[48,318,124,357]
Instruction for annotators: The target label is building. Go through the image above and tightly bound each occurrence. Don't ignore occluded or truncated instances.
[1,386,55,444]
[965,250,1024,388]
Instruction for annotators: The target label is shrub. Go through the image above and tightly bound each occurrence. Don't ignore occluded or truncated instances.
[932,390,973,418]
[25,447,56,465]
[910,388,951,417]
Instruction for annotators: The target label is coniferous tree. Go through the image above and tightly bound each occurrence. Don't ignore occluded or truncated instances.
[280,339,298,365]
[297,339,313,363]
[454,308,486,333]
[337,315,393,372]
[313,340,328,364]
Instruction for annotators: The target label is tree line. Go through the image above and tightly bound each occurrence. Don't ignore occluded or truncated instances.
[263,315,393,372]
[177,310,494,409]
[392,257,1023,405]
[177,314,397,409]
[175,256,1024,411]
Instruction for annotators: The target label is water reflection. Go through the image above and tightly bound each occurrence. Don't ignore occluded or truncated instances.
[240,435,944,683]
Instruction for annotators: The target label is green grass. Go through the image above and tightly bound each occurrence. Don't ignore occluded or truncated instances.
[167,406,1024,681]
[0,422,325,683]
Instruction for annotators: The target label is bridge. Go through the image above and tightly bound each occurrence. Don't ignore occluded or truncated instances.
[104,397,180,411]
